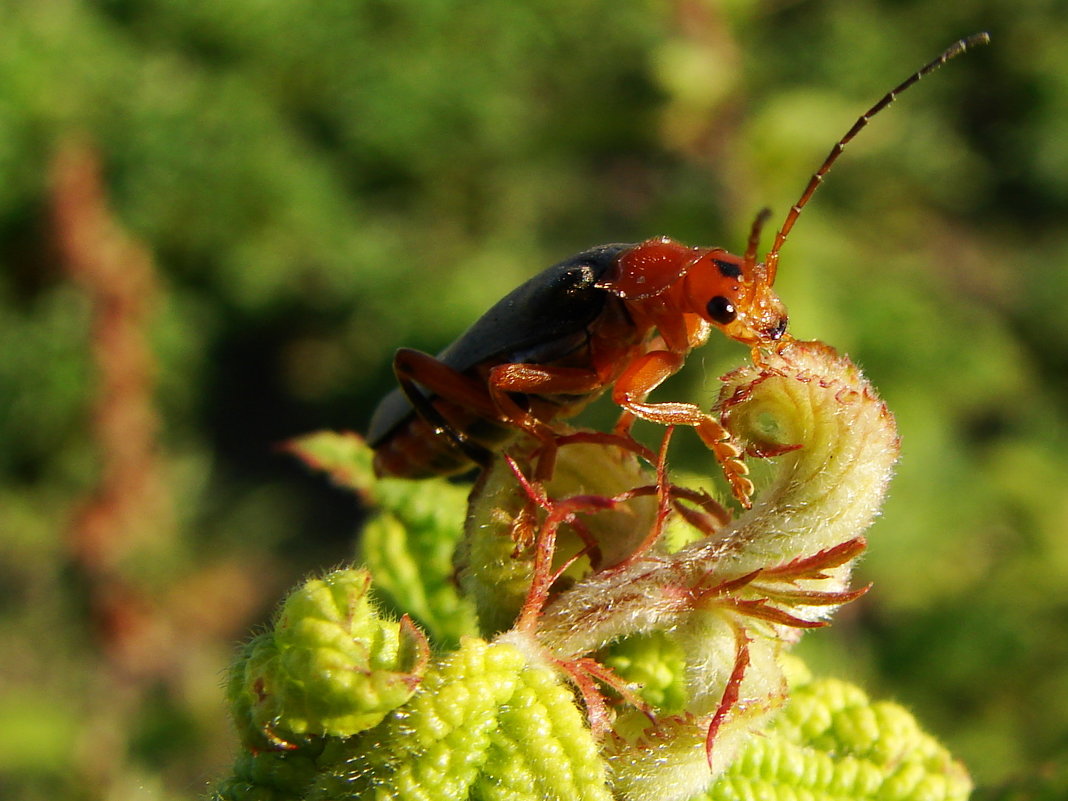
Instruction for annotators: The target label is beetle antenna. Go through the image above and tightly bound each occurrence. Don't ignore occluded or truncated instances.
[762,32,990,284]
[743,207,772,273]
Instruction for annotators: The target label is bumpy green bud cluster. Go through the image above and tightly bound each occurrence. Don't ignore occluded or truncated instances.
[704,663,971,801]
[216,342,972,801]
[309,637,530,801]
[603,632,689,713]
[470,648,612,801]
[227,569,428,750]
[230,633,613,801]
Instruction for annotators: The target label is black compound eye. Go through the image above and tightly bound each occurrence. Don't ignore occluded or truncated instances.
[713,259,743,280]
[706,295,737,325]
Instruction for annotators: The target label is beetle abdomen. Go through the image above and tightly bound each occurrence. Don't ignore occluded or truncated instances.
[371,398,519,478]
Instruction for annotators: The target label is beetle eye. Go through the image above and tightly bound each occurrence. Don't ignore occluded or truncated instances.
[706,295,737,325]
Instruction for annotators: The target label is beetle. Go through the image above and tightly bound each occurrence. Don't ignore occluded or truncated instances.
[367,230,781,504]
[367,33,989,507]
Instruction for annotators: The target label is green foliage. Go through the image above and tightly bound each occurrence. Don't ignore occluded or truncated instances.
[287,432,478,645]
[2,1,1066,799]
[228,569,428,747]
[219,342,967,801]
[703,664,973,801]
[212,412,969,799]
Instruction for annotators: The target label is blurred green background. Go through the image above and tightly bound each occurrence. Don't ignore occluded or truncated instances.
[2,0,1065,799]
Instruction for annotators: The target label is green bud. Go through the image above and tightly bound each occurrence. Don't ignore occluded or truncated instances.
[474,650,612,801]
[459,442,658,635]
[227,569,428,749]
[308,637,532,801]
[705,669,972,801]
[603,631,688,713]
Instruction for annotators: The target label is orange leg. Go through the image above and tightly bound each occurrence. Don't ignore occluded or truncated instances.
[395,353,612,481]
[488,363,605,431]
[488,363,607,480]
[612,350,754,508]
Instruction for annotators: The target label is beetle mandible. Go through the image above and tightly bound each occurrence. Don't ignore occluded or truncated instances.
[367,33,989,508]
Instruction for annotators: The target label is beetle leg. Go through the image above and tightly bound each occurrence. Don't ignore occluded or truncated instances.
[613,408,638,437]
[489,364,606,421]
[488,364,607,480]
[393,348,504,468]
[612,350,754,508]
